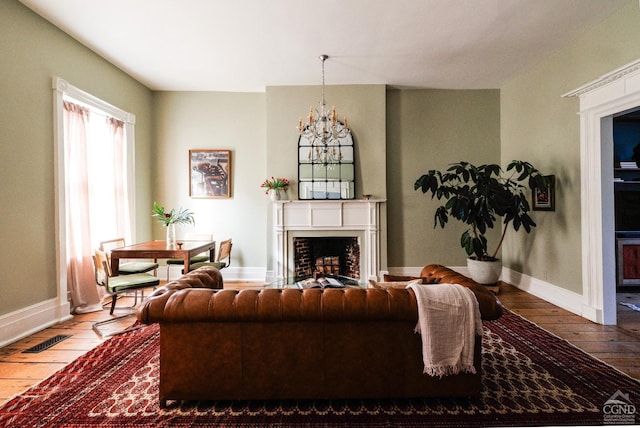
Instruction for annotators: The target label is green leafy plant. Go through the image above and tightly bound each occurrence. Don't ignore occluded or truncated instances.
[414,160,548,261]
[260,177,290,194]
[151,202,195,226]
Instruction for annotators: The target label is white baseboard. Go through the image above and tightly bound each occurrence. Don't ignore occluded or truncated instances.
[501,267,583,316]
[166,265,267,283]
[387,265,469,277]
[0,298,72,347]
[218,267,266,282]
[3,265,268,346]
[388,265,584,318]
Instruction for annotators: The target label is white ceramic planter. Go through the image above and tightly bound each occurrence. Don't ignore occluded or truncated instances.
[165,223,176,246]
[269,189,288,201]
[466,257,502,285]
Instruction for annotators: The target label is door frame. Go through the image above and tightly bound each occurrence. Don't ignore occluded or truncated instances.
[563,59,640,324]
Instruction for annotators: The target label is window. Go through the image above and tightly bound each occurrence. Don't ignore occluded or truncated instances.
[53,77,137,313]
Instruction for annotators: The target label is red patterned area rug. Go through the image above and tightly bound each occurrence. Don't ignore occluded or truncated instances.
[1,310,639,427]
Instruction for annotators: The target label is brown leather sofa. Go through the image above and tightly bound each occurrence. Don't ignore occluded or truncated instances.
[418,264,503,319]
[137,264,502,407]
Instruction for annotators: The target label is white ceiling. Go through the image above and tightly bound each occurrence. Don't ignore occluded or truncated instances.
[20,0,629,92]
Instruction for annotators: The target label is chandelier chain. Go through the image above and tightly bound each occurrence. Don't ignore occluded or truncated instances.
[321,54,327,115]
[298,54,351,167]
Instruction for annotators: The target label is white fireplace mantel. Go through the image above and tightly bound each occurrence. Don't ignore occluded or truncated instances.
[272,200,385,281]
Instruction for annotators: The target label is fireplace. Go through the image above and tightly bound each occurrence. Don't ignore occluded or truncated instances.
[271,200,384,282]
[294,236,360,280]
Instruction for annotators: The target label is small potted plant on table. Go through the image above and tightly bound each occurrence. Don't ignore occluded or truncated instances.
[152,202,195,246]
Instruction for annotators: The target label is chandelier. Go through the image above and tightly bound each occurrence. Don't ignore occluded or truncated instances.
[297,54,351,165]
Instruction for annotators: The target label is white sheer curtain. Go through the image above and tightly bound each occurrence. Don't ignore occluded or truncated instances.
[108,117,132,240]
[64,101,103,313]
[63,100,132,314]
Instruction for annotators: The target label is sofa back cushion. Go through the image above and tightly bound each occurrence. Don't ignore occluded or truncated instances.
[141,288,422,324]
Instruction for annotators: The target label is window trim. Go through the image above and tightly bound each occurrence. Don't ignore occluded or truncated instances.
[52,76,137,308]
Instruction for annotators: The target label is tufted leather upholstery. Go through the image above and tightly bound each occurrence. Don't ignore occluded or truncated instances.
[420,264,503,321]
[138,265,501,406]
[136,266,223,323]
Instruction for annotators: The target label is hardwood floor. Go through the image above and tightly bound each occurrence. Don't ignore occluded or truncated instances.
[498,284,640,379]
[1,281,639,405]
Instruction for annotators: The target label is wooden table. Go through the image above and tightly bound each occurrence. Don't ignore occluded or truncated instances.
[110,240,216,276]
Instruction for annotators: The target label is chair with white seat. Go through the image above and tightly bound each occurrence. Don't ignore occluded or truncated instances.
[166,232,214,281]
[100,238,159,275]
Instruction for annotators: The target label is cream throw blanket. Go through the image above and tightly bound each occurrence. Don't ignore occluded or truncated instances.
[407,283,483,377]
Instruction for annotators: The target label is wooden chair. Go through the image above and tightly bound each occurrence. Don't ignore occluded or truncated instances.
[166,233,213,281]
[100,238,159,275]
[92,249,159,314]
[91,249,159,337]
[188,239,232,272]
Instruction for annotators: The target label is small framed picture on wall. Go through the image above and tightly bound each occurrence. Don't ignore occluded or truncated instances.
[532,175,555,211]
[189,149,231,198]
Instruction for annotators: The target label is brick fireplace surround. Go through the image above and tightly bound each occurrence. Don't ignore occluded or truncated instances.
[293,236,360,280]
[271,200,384,282]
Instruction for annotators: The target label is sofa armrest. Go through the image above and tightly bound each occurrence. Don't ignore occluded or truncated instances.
[168,266,223,289]
[136,266,223,324]
[419,264,503,320]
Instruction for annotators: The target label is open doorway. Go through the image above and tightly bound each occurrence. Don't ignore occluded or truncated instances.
[612,109,640,329]
[563,58,640,325]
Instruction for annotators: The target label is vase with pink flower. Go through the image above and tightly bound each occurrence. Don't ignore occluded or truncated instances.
[151,202,195,246]
[260,177,290,201]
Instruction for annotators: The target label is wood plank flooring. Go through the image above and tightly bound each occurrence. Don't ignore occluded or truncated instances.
[1,281,639,405]
[497,284,640,379]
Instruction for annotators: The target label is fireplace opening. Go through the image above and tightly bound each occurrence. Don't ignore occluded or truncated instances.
[294,237,360,281]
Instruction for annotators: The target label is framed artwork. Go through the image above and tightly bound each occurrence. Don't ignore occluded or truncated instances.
[617,238,640,286]
[532,175,555,211]
[189,149,231,198]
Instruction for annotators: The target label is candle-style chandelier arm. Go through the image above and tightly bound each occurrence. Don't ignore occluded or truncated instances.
[300,118,349,144]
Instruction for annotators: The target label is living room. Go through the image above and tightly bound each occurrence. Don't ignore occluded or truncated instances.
[3,0,640,345]
[3,0,640,425]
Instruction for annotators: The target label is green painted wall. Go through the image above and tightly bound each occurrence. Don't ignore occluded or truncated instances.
[266,85,387,199]
[265,85,388,271]
[3,0,639,325]
[152,85,387,273]
[386,89,501,268]
[500,0,640,293]
[152,91,267,268]
[0,0,153,316]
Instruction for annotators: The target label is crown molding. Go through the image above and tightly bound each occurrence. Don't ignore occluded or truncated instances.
[562,58,640,98]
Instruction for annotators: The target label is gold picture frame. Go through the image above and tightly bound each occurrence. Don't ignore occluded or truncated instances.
[189,149,231,198]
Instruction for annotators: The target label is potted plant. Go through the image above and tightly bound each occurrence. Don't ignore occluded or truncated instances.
[414,160,548,284]
[260,177,290,201]
[152,202,195,246]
